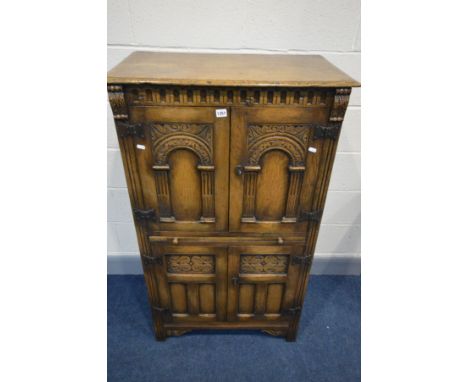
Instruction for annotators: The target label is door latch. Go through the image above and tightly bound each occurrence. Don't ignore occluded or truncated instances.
[283,306,302,316]
[231,276,239,286]
[235,165,244,176]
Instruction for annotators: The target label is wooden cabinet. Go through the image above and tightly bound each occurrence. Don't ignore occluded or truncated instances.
[108,52,359,341]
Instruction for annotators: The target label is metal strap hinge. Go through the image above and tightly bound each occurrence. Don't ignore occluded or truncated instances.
[313,125,341,140]
[299,209,322,223]
[141,255,163,266]
[134,208,156,221]
[116,121,145,138]
[152,306,170,316]
[291,255,313,266]
[283,306,302,316]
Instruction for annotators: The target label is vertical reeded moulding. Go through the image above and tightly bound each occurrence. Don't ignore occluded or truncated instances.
[282,165,306,222]
[152,164,175,223]
[241,165,261,222]
[197,164,216,223]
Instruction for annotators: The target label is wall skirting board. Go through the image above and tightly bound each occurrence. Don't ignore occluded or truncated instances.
[107,253,361,275]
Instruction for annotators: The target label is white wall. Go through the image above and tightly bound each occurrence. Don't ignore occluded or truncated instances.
[107,0,361,274]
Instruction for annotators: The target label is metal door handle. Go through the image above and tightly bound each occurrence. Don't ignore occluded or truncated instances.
[231,276,239,286]
[235,165,244,176]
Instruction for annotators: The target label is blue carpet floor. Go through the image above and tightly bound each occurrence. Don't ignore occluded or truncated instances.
[108,275,360,382]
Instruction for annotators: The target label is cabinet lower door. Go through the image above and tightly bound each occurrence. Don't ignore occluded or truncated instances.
[227,246,303,322]
[150,244,227,322]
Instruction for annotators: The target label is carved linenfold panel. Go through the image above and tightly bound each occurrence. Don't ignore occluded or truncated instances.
[200,169,215,222]
[107,85,128,120]
[240,255,289,274]
[153,169,174,221]
[149,123,215,223]
[167,255,215,274]
[242,172,258,221]
[283,170,304,220]
[126,86,334,107]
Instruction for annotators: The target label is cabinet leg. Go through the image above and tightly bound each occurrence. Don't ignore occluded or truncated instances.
[153,320,167,341]
[285,333,297,342]
[154,328,167,341]
[286,324,298,342]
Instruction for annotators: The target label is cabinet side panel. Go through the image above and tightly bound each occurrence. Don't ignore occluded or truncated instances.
[108,85,166,340]
[287,88,352,342]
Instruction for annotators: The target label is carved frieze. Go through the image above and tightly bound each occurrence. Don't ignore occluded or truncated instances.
[167,255,215,274]
[126,86,334,108]
[240,255,289,274]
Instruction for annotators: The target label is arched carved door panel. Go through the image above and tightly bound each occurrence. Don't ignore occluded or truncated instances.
[229,107,330,234]
[130,106,230,232]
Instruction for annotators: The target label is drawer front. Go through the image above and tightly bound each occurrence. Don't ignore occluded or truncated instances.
[227,245,305,322]
[128,105,230,233]
[148,244,228,323]
[149,233,306,247]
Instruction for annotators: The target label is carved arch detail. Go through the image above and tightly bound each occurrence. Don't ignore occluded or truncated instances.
[153,134,212,165]
[151,123,213,165]
[248,136,306,166]
[247,125,310,166]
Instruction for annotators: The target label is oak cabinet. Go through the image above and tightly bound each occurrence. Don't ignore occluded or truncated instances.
[108,52,359,341]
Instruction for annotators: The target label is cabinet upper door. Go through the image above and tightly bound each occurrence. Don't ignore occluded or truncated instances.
[129,106,229,232]
[229,107,330,234]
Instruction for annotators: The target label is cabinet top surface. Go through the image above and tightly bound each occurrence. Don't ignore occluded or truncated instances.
[107,52,360,88]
